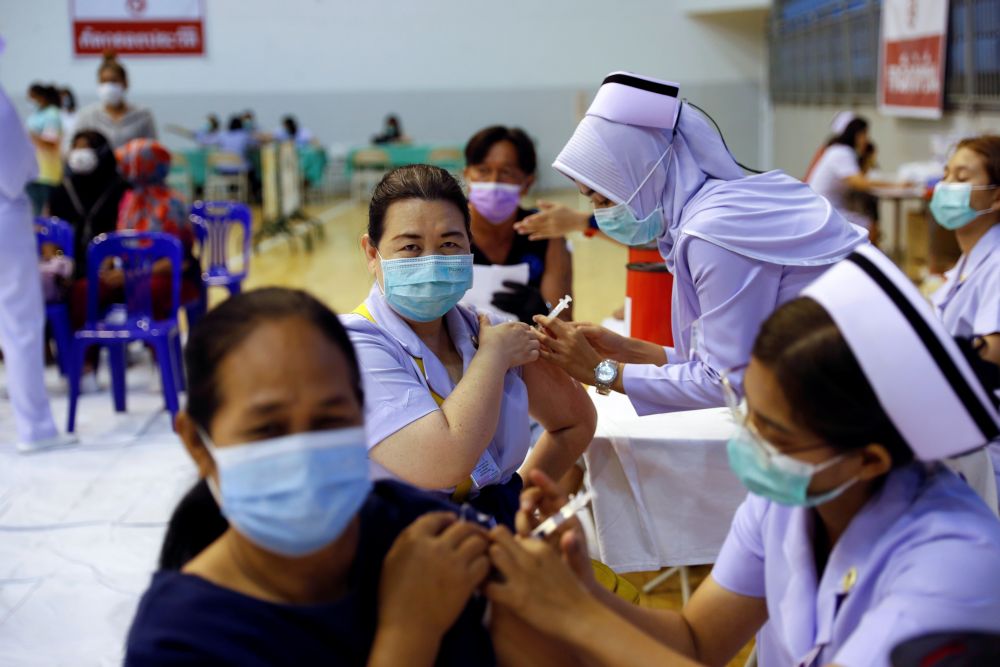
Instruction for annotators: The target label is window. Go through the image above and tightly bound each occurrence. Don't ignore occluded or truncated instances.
[946,0,1000,107]
[770,0,1000,109]
[770,1,881,104]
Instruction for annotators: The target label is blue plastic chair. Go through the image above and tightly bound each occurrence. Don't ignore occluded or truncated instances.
[185,201,252,326]
[67,231,185,433]
[35,217,76,376]
[191,200,251,294]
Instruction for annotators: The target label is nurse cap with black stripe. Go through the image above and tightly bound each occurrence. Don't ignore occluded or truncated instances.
[802,245,1000,460]
[585,71,682,130]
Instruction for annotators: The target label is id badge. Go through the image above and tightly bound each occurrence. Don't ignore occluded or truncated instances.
[470,450,502,490]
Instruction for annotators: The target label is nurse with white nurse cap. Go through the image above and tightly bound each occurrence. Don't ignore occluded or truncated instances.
[535,72,868,413]
[930,135,1000,508]
[482,244,1000,667]
[0,37,76,453]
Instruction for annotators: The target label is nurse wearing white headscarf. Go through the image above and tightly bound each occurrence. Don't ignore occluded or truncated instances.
[536,72,867,413]
[0,64,76,453]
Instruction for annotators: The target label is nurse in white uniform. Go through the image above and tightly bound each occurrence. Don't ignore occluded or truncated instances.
[0,75,75,453]
[483,244,1000,667]
[930,134,1000,506]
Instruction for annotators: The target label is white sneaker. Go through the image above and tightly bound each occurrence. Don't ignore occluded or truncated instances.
[79,373,100,395]
[17,433,79,454]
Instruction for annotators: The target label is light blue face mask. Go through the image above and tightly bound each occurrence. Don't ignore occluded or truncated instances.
[202,426,373,557]
[726,425,858,507]
[592,144,673,247]
[379,253,473,322]
[930,182,998,231]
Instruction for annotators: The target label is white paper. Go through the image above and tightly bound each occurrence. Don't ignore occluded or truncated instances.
[461,263,530,321]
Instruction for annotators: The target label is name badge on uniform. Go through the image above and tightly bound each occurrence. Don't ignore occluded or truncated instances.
[470,450,503,490]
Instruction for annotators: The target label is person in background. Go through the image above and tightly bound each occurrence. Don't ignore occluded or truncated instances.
[216,115,253,172]
[0,79,76,453]
[25,83,63,216]
[842,141,881,244]
[47,130,128,390]
[372,114,404,145]
[807,116,900,231]
[484,246,1000,667]
[74,51,157,150]
[37,240,74,304]
[240,110,257,134]
[49,130,129,280]
[802,109,854,182]
[273,114,316,147]
[194,114,221,147]
[58,86,77,154]
[930,134,1000,506]
[464,126,573,324]
[344,165,595,528]
[114,139,200,307]
[125,287,496,666]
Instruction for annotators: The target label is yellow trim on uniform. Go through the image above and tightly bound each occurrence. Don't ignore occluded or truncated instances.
[352,303,475,502]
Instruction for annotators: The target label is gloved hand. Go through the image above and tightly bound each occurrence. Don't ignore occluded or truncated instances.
[491,281,549,325]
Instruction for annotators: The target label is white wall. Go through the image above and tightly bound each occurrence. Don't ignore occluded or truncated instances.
[1,0,768,187]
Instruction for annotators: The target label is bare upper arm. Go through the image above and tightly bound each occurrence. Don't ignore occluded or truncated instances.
[682,576,768,666]
[369,409,472,488]
[523,358,595,434]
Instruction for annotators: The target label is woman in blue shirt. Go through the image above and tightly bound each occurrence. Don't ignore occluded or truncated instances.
[343,165,595,528]
[125,287,496,666]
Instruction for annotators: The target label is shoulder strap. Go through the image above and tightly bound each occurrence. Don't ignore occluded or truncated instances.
[351,302,441,407]
[352,303,375,324]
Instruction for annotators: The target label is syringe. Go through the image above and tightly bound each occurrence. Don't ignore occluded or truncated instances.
[530,489,593,539]
[535,294,572,330]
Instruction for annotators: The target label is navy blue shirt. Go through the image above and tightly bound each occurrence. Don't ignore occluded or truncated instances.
[125,481,495,666]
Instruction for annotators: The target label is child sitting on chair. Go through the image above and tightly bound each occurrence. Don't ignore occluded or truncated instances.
[38,241,74,303]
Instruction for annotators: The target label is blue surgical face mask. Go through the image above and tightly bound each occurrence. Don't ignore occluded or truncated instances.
[726,424,857,507]
[378,252,473,322]
[201,426,372,557]
[930,182,998,230]
[592,144,673,246]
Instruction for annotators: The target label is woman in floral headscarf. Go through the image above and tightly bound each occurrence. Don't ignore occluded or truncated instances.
[113,138,201,309]
[116,139,190,238]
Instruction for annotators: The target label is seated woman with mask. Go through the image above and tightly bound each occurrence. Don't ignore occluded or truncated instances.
[125,288,495,666]
[343,164,596,527]
[484,245,1000,666]
[464,126,573,324]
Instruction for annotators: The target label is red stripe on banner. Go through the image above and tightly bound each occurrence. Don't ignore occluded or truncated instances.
[881,34,944,109]
[73,21,203,55]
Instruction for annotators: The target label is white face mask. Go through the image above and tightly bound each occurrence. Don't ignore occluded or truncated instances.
[98,82,124,106]
[67,147,98,175]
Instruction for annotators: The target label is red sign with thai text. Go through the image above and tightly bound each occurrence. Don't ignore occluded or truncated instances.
[879,0,949,119]
[882,35,945,110]
[71,0,205,56]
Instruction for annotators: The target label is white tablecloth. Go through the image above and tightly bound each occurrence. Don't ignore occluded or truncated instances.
[583,390,747,572]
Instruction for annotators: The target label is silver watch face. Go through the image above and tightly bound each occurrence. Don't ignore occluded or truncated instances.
[595,360,617,384]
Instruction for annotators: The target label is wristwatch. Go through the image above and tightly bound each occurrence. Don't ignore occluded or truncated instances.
[594,359,620,396]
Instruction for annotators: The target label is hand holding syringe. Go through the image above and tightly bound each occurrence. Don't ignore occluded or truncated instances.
[534,294,572,331]
[530,489,593,539]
